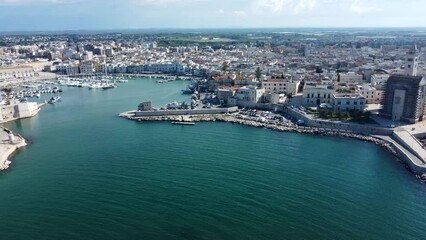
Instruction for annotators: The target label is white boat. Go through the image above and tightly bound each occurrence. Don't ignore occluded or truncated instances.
[166,101,180,109]
[48,96,61,104]
[171,122,195,125]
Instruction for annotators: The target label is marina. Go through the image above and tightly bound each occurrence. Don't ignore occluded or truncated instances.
[2,78,426,240]
[0,0,425,238]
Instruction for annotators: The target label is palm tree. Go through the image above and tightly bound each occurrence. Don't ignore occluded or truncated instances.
[221,61,229,73]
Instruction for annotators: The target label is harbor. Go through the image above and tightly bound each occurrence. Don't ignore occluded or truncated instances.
[2,77,426,240]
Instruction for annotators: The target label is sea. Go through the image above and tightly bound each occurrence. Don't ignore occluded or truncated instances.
[1,78,426,240]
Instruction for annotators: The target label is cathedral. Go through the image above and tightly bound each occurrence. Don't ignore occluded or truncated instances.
[380,44,426,123]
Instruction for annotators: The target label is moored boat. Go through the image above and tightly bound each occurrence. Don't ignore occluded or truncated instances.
[171,122,195,125]
[48,96,61,104]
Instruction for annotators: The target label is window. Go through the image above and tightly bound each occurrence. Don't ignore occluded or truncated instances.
[346,101,350,105]
[408,65,411,69]
[337,101,341,105]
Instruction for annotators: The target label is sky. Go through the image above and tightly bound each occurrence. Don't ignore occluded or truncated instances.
[0,0,425,31]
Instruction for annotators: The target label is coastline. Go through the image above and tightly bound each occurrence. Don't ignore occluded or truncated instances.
[119,112,418,176]
[0,132,27,171]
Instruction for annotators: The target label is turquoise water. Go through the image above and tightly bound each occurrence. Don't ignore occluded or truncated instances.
[1,78,426,239]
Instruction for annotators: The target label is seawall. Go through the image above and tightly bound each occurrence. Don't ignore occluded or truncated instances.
[133,107,239,117]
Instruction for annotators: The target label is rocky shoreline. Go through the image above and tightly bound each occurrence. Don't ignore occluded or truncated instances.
[120,113,413,174]
[0,130,28,172]
[0,140,27,171]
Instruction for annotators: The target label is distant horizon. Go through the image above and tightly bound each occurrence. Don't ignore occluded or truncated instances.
[1,0,425,32]
[2,26,426,35]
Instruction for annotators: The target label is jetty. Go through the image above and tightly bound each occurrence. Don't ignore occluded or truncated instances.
[0,128,27,171]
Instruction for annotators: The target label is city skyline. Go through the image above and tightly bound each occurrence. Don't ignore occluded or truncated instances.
[0,0,425,31]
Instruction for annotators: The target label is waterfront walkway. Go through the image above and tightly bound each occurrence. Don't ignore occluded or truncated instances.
[375,135,426,169]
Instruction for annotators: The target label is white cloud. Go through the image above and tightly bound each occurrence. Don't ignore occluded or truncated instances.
[131,0,205,6]
[350,0,382,14]
[251,0,316,14]
[293,0,316,14]
[252,0,285,12]
[216,9,225,15]
[233,10,247,16]
[0,0,73,4]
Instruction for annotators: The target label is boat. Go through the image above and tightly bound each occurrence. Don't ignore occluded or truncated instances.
[102,84,117,89]
[166,101,180,109]
[171,122,195,125]
[48,96,61,104]
[181,84,195,94]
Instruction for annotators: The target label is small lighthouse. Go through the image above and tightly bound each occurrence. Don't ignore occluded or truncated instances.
[8,131,15,143]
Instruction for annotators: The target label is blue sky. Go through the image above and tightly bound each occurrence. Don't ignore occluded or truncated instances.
[0,0,425,31]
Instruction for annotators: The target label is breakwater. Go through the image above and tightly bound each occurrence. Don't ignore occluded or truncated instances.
[133,107,239,117]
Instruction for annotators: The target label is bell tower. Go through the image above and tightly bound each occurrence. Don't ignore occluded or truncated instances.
[405,43,419,76]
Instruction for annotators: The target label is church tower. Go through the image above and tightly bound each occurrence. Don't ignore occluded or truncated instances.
[405,43,419,76]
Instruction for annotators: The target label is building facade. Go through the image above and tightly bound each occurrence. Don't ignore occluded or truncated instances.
[302,85,335,106]
[380,75,426,123]
[262,77,300,95]
[357,84,383,104]
[333,94,366,111]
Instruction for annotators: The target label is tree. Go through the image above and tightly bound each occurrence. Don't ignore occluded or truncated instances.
[255,67,262,82]
[221,61,229,73]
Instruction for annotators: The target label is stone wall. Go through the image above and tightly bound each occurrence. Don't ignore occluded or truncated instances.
[134,107,239,117]
[283,107,393,135]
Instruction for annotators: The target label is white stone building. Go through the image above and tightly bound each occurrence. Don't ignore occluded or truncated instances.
[235,86,265,105]
[333,94,366,111]
[371,73,390,85]
[79,62,94,75]
[339,72,363,84]
[262,77,300,95]
[302,85,335,106]
[356,84,383,104]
